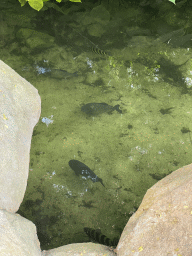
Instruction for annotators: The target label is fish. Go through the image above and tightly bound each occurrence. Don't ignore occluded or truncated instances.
[154,28,185,44]
[68,160,105,187]
[81,103,122,116]
[168,33,192,47]
[50,69,78,79]
[36,65,78,79]
[91,47,111,56]
[84,227,119,247]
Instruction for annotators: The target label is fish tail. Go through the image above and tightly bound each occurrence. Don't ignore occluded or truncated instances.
[92,47,108,56]
[114,104,122,114]
[100,180,105,187]
[84,227,116,246]
[97,177,105,187]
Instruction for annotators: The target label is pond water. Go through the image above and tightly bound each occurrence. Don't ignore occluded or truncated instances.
[1,0,192,250]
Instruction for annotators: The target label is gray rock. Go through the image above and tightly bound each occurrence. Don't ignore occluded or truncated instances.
[0,60,41,212]
[0,210,41,256]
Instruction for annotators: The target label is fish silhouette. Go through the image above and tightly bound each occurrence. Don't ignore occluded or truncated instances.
[91,47,111,56]
[69,160,105,187]
[81,103,122,116]
[35,64,78,79]
[50,69,78,79]
[84,227,119,247]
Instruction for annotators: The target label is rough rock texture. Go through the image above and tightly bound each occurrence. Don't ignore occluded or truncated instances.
[42,242,116,256]
[0,60,41,213]
[0,209,41,256]
[117,163,192,256]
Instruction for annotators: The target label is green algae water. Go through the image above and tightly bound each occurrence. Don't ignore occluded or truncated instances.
[1,0,192,251]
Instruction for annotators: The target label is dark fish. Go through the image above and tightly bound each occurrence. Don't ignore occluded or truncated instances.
[91,47,111,56]
[36,65,78,79]
[81,103,122,116]
[84,227,119,247]
[154,28,185,44]
[69,160,105,187]
[50,69,78,79]
[169,33,192,47]
[159,107,173,115]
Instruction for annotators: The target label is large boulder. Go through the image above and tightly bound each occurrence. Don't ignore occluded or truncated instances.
[0,60,41,213]
[0,209,41,256]
[42,242,116,256]
[117,163,192,256]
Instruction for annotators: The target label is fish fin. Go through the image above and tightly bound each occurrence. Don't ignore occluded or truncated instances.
[114,104,122,114]
[100,180,105,187]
